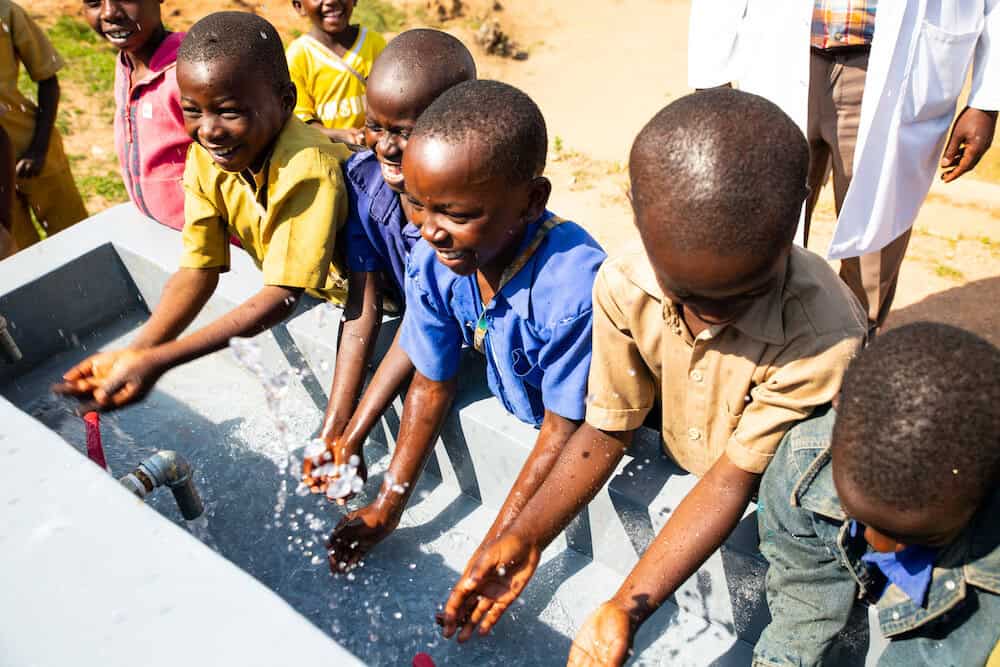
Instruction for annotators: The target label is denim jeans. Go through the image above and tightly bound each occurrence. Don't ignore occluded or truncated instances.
[752,406,1000,667]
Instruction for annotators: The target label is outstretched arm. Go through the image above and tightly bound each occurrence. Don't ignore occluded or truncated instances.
[441,423,632,642]
[55,268,303,410]
[326,370,456,571]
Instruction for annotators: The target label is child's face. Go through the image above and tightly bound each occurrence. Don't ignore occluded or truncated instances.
[292,0,355,36]
[82,0,163,53]
[402,135,549,277]
[832,453,976,552]
[638,220,788,328]
[363,85,423,193]
[177,57,294,173]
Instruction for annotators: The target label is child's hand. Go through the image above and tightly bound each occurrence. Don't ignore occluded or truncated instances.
[326,503,398,573]
[301,436,368,504]
[53,348,164,411]
[567,601,634,667]
[15,150,46,179]
[439,532,541,642]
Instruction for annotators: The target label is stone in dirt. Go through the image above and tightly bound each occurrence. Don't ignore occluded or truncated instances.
[475,18,528,60]
[427,0,464,21]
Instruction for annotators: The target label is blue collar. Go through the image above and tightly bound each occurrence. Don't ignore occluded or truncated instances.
[850,521,937,606]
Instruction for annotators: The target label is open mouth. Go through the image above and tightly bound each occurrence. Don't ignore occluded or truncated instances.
[436,249,467,261]
[104,28,135,44]
[379,161,404,186]
[205,145,240,164]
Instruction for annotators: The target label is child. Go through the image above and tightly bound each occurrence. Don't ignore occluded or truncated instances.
[324,80,607,573]
[287,0,386,146]
[753,322,1000,667]
[302,29,476,497]
[0,125,16,259]
[83,0,189,231]
[440,89,868,655]
[54,12,351,412]
[0,0,87,250]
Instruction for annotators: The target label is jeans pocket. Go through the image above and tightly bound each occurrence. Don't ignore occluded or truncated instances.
[902,20,981,124]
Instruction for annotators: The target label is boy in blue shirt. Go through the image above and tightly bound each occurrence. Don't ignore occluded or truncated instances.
[303,29,476,498]
[325,80,607,571]
[754,322,1000,666]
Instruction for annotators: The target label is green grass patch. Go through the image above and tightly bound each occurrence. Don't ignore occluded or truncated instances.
[355,0,407,33]
[934,263,965,281]
[78,174,127,202]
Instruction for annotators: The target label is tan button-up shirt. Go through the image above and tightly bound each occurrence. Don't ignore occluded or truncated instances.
[585,246,867,476]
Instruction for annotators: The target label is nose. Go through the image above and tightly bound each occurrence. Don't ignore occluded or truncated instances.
[420,214,448,246]
[198,114,227,145]
[99,0,123,22]
[377,132,402,161]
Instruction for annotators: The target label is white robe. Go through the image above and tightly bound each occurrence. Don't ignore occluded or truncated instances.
[688,0,1000,259]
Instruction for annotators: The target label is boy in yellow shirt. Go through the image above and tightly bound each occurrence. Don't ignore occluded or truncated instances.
[0,0,86,250]
[55,12,350,412]
[287,0,386,146]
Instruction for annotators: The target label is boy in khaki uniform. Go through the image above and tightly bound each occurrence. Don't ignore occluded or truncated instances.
[439,90,867,664]
[0,0,86,250]
[55,12,349,412]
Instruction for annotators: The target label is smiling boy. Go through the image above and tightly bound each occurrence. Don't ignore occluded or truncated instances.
[55,12,350,412]
[754,322,1000,667]
[303,29,476,498]
[287,0,385,146]
[325,80,606,572]
[440,89,868,659]
[83,0,190,230]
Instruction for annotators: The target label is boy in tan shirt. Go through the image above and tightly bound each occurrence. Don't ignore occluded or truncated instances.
[439,89,868,663]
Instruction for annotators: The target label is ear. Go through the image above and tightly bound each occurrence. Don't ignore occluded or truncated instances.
[281,81,298,116]
[523,176,551,222]
[291,0,305,16]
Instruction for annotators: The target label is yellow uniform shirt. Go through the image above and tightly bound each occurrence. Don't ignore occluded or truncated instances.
[585,246,867,476]
[0,0,62,157]
[181,116,352,304]
[286,28,386,130]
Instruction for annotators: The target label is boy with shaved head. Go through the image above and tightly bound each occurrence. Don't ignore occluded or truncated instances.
[440,89,867,662]
[303,29,477,497]
[754,322,1000,667]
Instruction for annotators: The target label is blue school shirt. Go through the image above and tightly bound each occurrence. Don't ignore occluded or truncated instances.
[399,211,607,426]
[342,150,422,296]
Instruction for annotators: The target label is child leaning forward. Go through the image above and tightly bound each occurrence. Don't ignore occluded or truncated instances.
[55,12,350,411]
[324,80,607,573]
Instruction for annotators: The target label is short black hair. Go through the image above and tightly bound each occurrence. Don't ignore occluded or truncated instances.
[178,12,290,93]
[833,322,1000,512]
[629,88,809,257]
[410,79,546,184]
[369,29,476,106]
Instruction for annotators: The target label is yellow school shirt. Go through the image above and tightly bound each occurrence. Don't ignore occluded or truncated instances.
[0,0,63,157]
[180,116,352,304]
[286,28,386,130]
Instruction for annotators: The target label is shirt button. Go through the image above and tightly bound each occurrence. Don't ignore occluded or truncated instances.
[690,370,703,383]
[945,580,956,591]
[687,427,702,441]
[891,611,900,620]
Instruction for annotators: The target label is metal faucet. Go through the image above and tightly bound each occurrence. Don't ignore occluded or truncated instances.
[119,450,205,520]
[0,315,21,363]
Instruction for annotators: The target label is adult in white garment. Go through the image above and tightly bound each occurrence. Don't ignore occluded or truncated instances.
[689,0,998,332]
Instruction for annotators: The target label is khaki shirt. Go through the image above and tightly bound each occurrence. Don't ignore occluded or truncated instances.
[181,116,351,304]
[0,0,63,157]
[585,246,867,476]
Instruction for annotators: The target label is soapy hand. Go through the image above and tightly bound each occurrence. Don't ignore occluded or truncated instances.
[301,435,368,504]
[54,348,164,412]
[326,503,399,573]
[566,601,634,667]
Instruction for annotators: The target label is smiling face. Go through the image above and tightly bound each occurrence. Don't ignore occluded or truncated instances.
[363,80,425,193]
[637,212,788,328]
[177,57,294,173]
[832,448,976,553]
[401,134,549,278]
[292,0,355,36]
[82,0,163,53]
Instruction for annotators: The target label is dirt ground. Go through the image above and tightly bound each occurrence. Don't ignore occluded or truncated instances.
[31,0,1000,344]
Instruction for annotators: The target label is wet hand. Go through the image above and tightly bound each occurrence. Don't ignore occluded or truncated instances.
[15,150,45,179]
[302,435,368,505]
[567,601,634,667]
[439,532,541,642]
[326,504,398,573]
[940,107,997,183]
[53,348,163,412]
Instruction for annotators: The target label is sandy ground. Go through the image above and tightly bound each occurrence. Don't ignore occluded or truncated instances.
[33,0,1000,344]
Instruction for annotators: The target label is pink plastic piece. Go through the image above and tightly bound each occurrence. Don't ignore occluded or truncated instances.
[412,652,436,667]
[84,412,109,471]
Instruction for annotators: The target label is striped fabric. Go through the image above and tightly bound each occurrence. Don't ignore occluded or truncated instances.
[811,0,877,49]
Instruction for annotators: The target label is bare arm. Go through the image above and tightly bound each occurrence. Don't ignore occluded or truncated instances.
[306,120,365,149]
[17,76,59,178]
